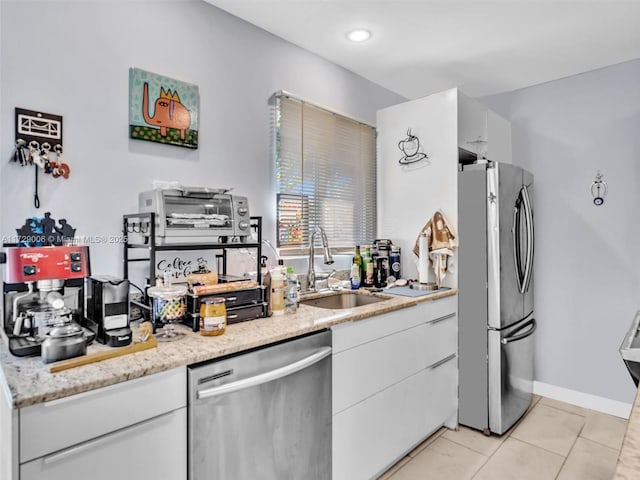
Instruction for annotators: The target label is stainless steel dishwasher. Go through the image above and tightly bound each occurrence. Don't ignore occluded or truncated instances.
[188,330,332,480]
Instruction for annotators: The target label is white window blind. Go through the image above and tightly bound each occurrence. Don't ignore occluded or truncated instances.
[275,95,377,253]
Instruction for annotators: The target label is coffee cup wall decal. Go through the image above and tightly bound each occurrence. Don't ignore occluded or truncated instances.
[398,128,428,165]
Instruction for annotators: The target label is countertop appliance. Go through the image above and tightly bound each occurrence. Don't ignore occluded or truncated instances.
[188,330,332,479]
[458,162,536,435]
[139,187,251,244]
[2,245,93,359]
[86,275,132,347]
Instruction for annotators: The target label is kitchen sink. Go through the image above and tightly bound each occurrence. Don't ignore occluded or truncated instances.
[300,292,390,310]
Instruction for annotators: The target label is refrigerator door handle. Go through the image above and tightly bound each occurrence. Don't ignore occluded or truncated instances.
[522,185,534,293]
[501,318,537,344]
[512,189,525,293]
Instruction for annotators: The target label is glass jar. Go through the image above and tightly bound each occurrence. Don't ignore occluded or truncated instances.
[147,284,188,340]
[199,297,227,336]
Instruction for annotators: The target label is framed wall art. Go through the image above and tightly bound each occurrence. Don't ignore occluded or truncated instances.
[129,67,199,149]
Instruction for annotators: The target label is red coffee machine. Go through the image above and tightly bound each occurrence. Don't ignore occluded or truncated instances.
[2,245,92,358]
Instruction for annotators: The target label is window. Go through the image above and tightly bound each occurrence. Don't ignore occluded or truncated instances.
[275,94,377,254]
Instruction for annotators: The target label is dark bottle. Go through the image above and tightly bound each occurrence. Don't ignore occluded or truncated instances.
[390,247,401,280]
[374,257,388,288]
[363,246,374,287]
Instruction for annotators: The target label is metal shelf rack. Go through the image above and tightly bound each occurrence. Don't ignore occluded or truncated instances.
[122,213,264,325]
[122,213,262,285]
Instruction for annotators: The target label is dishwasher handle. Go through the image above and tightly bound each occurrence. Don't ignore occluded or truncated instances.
[196,346,332,400]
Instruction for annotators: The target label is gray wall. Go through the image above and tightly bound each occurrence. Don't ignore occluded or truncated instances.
[0,0,405,277]
[483,59,640,404]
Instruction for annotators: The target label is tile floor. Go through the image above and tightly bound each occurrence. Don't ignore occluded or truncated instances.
[377,395,628,480]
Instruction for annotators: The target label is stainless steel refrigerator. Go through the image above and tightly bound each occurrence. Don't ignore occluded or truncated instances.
[458,162,536,435]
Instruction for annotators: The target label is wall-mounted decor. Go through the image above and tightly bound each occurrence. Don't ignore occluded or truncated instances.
[591,170,608,206]
[14,212,76,247]
[12,108,70,208]
[15,107,63,148]
[129,67,199,149]
[398,128,428,165]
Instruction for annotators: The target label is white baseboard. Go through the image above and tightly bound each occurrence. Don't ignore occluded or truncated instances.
[533,381,632,419]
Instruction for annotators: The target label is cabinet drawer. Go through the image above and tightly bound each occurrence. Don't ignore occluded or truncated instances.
[333,369,429,480]
[187,287,263,313]
[21,408,186,480]
[332,305,420,353]
[333,312,457,414]
[20,367,186,462]
[226,303,266,325]
[334,322,426,414]
[418,295,457,323]
[423,312,457,368]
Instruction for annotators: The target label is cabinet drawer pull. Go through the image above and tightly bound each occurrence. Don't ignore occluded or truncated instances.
[427,312,456,325]
[227,314,239,320]
[428,353,456,370]
[42,410,178,464]
[225,297,238,302]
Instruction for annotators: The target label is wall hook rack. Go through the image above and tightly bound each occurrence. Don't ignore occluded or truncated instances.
[12,108,70,208]
[591,170,607,206]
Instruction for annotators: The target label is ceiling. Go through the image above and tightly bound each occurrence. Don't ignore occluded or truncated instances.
[204,0,640,99]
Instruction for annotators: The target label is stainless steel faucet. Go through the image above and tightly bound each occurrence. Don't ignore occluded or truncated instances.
[307,226,334,292]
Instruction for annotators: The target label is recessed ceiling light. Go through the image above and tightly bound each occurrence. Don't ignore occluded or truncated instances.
[346,29,372,43]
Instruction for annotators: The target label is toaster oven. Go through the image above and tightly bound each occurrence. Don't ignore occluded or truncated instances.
[139,187,251,244]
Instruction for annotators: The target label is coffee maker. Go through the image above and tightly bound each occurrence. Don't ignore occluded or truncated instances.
[2,245,92,358]
[372,239,394,287]
[86,276,132,347]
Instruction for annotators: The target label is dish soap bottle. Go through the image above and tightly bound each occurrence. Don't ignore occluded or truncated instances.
[350,262,361,290]
[284,267,298,315]
[261,255,272,316]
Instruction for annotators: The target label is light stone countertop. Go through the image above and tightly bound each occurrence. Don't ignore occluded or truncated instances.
[614,386,640,479]
[0,288,457,409]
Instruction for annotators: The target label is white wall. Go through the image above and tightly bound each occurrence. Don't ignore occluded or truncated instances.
[377,89,459,287]
[483,59,640,404]
[0,0,405,282]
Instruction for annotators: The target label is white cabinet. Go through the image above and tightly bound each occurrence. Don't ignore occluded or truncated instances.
[458,93,488,155]
[333,368,430,480]
[458,91,512,164]
[332,296,458,480]
[487,109,512,164]
[0,374,19,480]
[424,354,458,435]
[17,367,187,480]
[20,408,186,480]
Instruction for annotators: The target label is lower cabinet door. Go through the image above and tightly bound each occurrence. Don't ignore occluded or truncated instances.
[20,408,186,480]
[425,355,458,433]
[333,370,429,480]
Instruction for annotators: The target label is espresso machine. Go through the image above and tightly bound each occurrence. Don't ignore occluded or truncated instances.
[2,245,92,359]
[86,275,132,347]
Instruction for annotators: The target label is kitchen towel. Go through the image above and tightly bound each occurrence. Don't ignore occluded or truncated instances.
[413,211,457,286]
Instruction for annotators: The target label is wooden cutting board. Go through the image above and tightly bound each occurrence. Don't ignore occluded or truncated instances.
[49,335,158,373]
